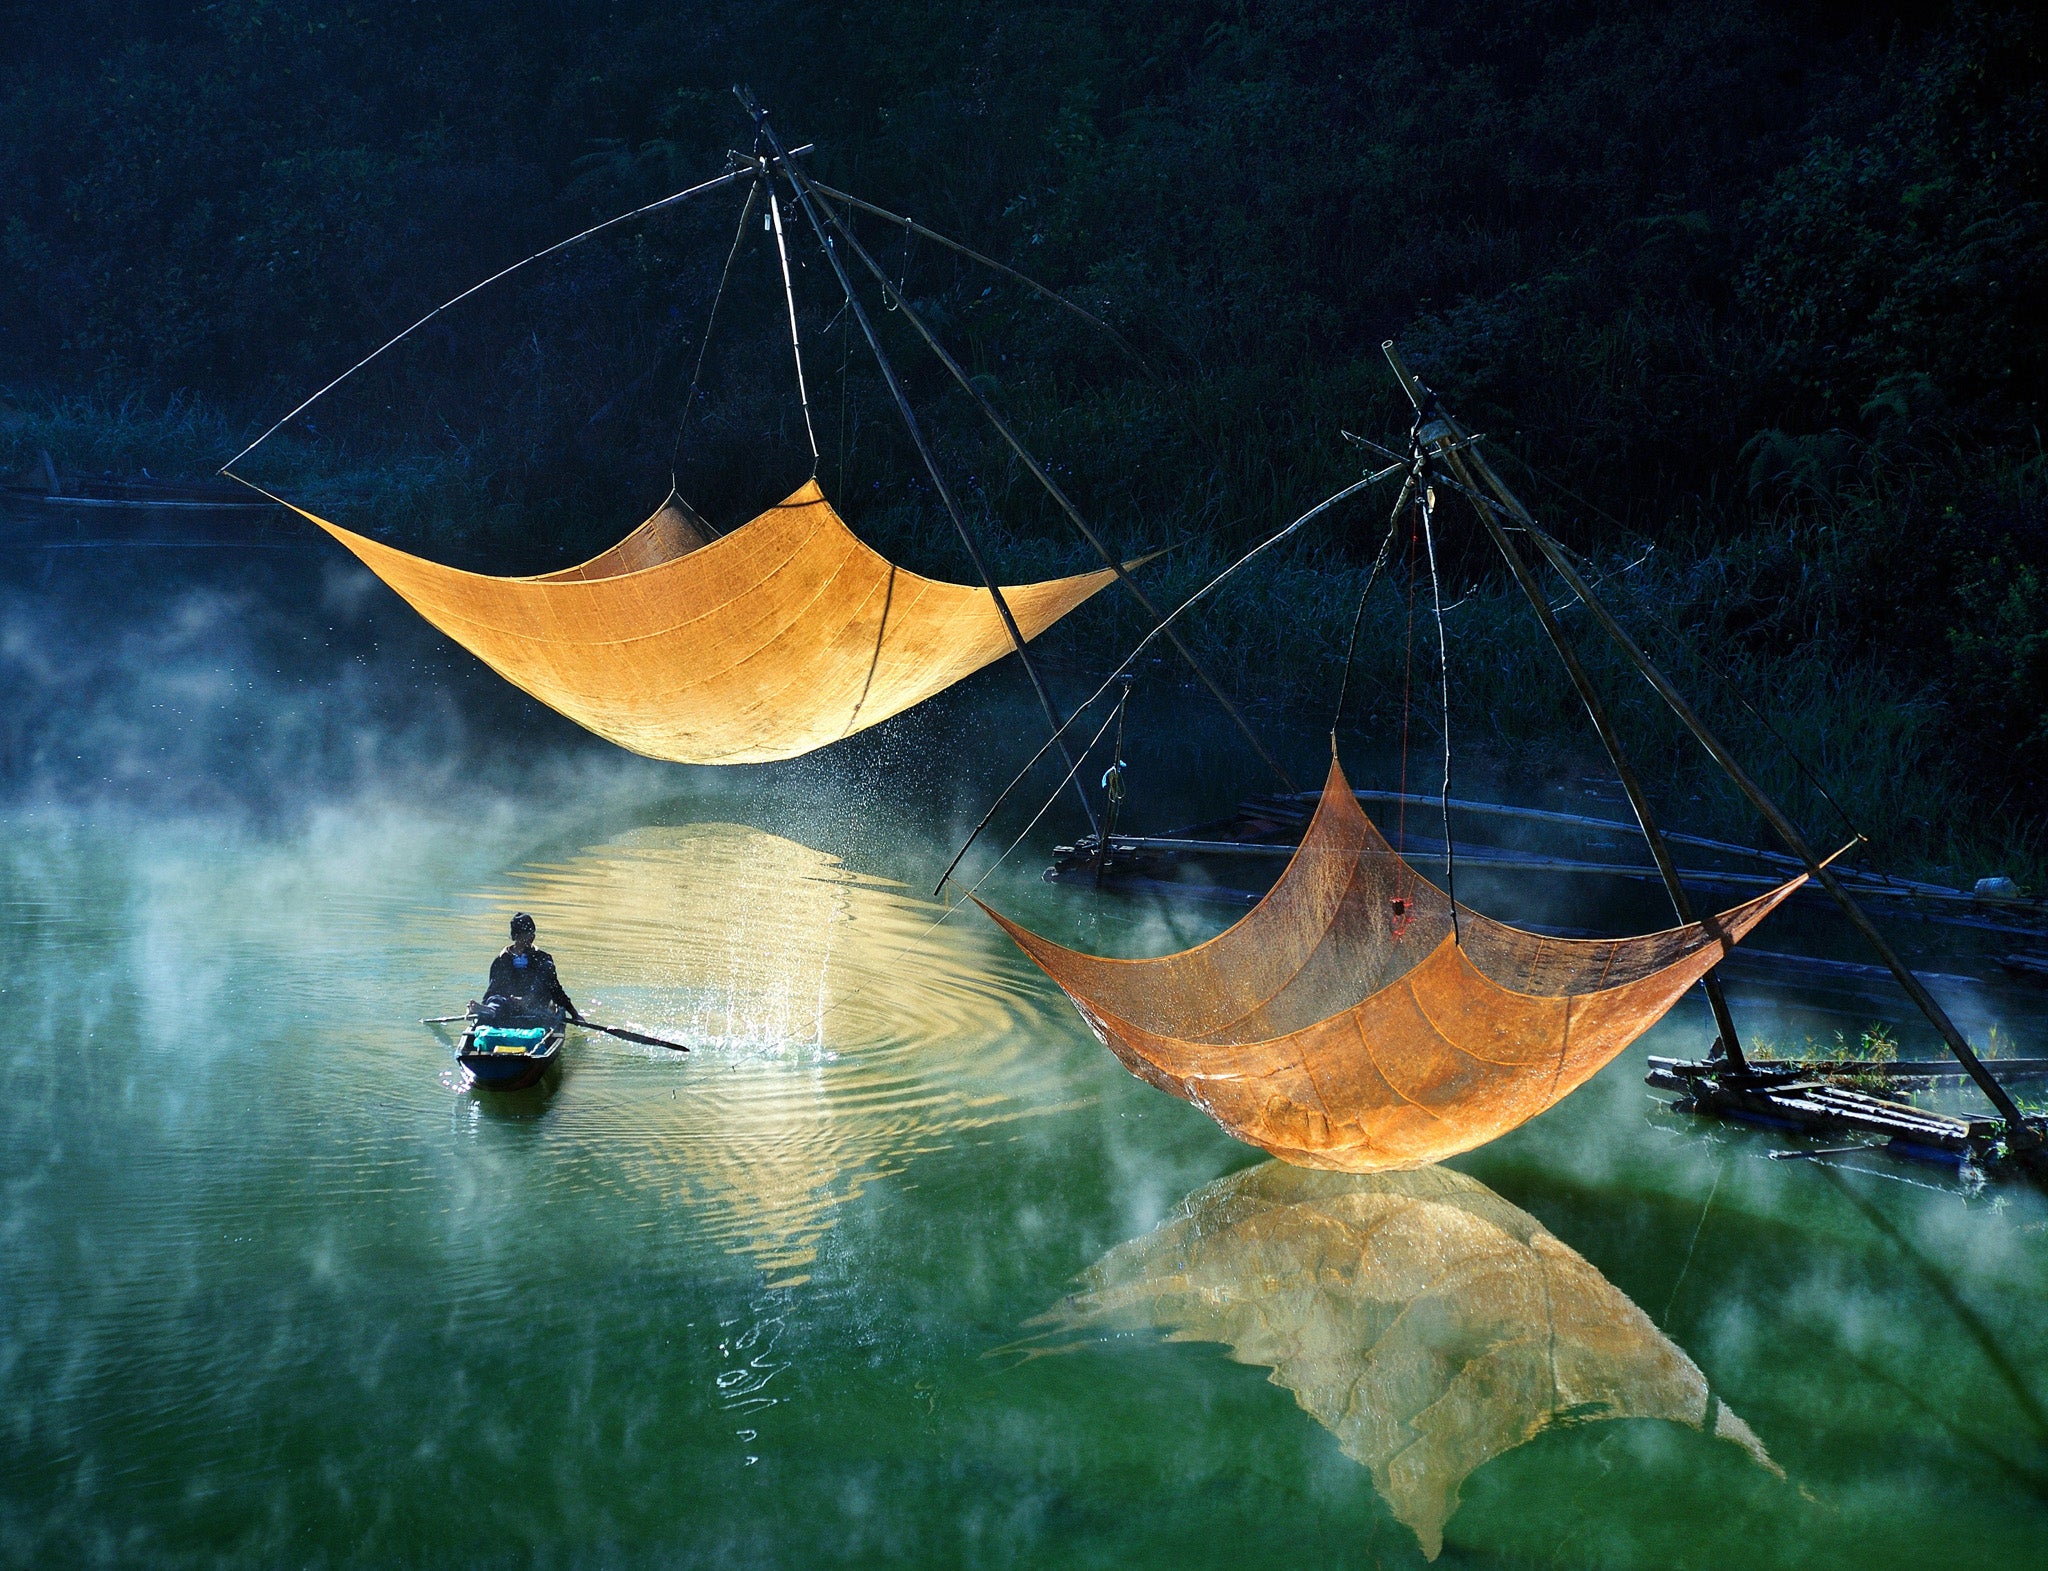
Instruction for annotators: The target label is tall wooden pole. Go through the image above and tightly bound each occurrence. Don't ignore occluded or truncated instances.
[739,92,1098,836]
[1460,470,1751,1067]
[809,188,1295,792]
[1381,344,2035,1144]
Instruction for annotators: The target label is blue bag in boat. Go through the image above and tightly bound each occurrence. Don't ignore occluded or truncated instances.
[471,1026,550,1056]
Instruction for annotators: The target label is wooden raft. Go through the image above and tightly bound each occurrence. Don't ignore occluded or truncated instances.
[1645,1056,2013,1164]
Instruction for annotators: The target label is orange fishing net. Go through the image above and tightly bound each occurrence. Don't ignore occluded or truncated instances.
[290,479,1118,764]
[982,754,1802,1170]
[1035,1161,1777,1559]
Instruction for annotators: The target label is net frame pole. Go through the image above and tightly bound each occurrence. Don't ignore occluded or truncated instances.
[1399,402,1751,1068]
[738,89,1097,836]
[808,187,1296,792]
[762,169,821,469]
[221,154,808,478]
[1382,344,2034,1140]
[802,180,1151,374]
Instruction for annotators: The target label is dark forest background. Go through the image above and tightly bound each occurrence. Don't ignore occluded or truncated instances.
[2,0,2043,881]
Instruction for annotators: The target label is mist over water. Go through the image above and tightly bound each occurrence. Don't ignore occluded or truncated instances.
[4,541,2046,1566]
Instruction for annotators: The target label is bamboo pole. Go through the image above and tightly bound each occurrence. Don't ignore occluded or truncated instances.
[1383,348,1749,1068]
[809,189,1295,791]
[1379,345,2035,1143]
[737,93,1098,836]
[804,181,1151,373]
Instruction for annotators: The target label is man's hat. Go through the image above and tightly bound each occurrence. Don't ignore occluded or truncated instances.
[510,912,536,937]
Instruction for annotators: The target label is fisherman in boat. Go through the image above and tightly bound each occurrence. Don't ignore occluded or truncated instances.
[472,912,581,1027]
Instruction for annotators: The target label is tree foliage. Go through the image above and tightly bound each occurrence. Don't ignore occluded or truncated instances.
[2,0,2044,819]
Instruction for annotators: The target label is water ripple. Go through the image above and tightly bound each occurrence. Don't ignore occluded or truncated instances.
[463,822,1082,1283]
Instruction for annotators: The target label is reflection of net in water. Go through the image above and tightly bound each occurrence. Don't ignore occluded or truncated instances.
[1034,1163,1776,1560]
[476,823,1078,1284]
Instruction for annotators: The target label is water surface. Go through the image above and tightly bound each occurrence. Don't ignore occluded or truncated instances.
[4,549,2046,1567]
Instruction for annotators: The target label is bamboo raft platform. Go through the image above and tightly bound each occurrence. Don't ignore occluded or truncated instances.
[1643,1054,2048,1168]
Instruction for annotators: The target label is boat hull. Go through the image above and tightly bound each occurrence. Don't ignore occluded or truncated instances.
[456,1022,566,1091]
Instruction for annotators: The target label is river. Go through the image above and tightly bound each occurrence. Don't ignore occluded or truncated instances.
[3,542,2044,1567]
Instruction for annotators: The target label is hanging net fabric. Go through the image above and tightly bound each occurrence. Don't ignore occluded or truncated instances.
[1033,1162,1778,1559]
[288,478,1119,765]
[980,754,1803,1171]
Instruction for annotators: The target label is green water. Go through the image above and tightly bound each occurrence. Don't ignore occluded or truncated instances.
[4,690,2047,1566]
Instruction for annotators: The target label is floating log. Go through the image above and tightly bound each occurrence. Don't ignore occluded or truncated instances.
[3,475,279,512]
[2,474,293,550]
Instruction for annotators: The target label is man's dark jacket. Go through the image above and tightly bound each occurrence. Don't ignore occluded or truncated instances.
[485,945,576,1018]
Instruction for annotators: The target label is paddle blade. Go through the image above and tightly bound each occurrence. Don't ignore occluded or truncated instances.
[583,1021,691,1053]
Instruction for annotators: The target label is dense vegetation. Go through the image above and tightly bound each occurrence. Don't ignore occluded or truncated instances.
[3,1,2043,881]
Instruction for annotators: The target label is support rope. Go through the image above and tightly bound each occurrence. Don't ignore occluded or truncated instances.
[1093,676,1134,887]
[808,184,1298,791]
[220,158,800,477]
[1328,509,1404,745]
[1432,460,1867,848]
[764,176,821,471]
[1393,502,1420,935]
[1442,438,1867,848]
[741,91,1098,836]
[1419,475,1460,945]
[669,176,762,507]
[805,180,1150,374]
[935,463,1402,895]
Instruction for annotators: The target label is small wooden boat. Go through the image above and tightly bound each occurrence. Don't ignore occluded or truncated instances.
[456,1018,566,1090]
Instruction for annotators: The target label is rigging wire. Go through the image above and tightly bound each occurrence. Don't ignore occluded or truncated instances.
[219,157,798,479]
[1330,477,1411,741]
[972,695,1131,907]
[934,461,1404,896]
[883,219,918,311]
[805,180,1151,375]
[1593,548,1869,846]
[1393,500,1420,935]
[1436,441,1868,847]
[1418,475,1461,944]
[745,96,1100,836]
[669,176,763,510]
[807,180,1299,792]
[1435,465,1868,848]
[764,175,821,471]
[1093,676,1135,886]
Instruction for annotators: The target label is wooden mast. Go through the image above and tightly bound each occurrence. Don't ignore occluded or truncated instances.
[738,90,1099,836]
[1382,344,2036,1148]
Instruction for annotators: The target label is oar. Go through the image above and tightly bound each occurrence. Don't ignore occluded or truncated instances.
[570,1018,692,1054]
[421,1012,692,1054]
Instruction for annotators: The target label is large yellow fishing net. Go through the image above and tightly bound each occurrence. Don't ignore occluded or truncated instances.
[982,754,1802,1170]
[291,478,1117,764]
